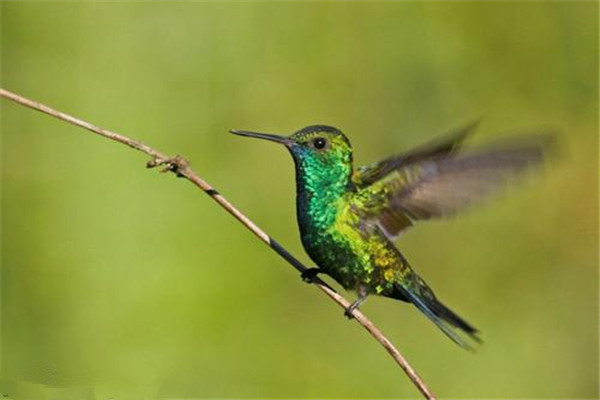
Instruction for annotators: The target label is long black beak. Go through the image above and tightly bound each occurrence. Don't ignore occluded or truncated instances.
[230,129,292,146]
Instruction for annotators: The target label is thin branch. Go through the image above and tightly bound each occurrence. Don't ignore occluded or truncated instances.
[0,88,437,400]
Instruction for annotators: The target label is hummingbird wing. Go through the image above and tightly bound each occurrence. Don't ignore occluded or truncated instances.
[359,134,553,238]
[352,120,479,188]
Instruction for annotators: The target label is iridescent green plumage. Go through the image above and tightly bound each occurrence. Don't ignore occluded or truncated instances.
[232,124,548,349]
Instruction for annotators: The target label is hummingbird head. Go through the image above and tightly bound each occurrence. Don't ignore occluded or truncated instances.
[231,124,353,177]
[231,125,355,192]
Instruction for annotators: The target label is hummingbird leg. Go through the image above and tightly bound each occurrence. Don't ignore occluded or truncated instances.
[301,267,322,283]
[344,286,369,319]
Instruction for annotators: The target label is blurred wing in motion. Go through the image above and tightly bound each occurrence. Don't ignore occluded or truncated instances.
[353,120,480,188]
[358,133,554,238]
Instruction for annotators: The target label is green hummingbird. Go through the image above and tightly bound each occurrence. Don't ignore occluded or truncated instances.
[231,123,547,349]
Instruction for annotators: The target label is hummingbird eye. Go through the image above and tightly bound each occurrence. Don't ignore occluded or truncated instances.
[312,137,328,150]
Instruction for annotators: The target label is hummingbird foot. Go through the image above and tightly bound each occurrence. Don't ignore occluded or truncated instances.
[301,267,322,283]
[344,287,369,319]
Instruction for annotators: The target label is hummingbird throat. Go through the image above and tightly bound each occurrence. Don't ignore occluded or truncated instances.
[291,148,354,230]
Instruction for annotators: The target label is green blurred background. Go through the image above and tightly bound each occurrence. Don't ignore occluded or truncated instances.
[1,2,598,399]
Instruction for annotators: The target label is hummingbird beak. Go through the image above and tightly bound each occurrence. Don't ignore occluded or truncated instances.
[230,129,292,146]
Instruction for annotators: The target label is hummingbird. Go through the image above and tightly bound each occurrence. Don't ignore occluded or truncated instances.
[231,123,548,349]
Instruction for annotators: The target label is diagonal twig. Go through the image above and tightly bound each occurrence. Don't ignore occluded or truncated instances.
[0,87,437,400]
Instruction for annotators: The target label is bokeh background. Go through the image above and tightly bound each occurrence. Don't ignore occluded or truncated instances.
[1,2,598,399]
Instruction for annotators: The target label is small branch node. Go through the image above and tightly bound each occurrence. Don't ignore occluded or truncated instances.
[146,156,168,169]
[147,155,189,178]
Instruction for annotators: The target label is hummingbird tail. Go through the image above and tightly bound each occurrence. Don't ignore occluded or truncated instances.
[394,282,482,350]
